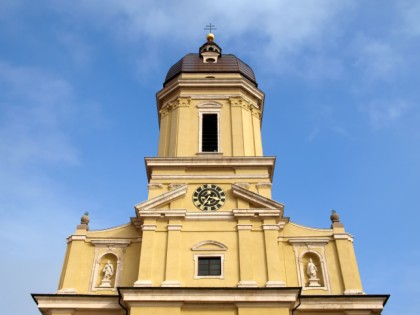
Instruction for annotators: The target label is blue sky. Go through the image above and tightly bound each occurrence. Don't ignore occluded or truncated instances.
[0,1,419,314]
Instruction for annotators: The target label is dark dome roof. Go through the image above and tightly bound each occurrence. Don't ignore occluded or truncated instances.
[164,53,257,86]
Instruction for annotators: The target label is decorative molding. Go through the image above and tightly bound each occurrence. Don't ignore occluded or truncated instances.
[33,295,122,312]
[118,288,300,306]
[256,182,272,189]
[185,211,235,221]
[288,238,330,245]
[148,183,163,189]
[90,239,131,247]
[235,182,250,189]
[237,280,258,288]
[144,156,276,182]
[297,295,388,312]
[196,101,223,108]
[138,209,187,219]
[133,280,153,287]
[151,174,270,180]
[262,224,280,230]
[237,224,253,231]
[344,289,365,295]
[192,240,228,251]
[167,224,183,231]
[161,280,182,287]
[66,235,86,243]
[56,288,78,294]
[266,280,286,287]
[168,183,186,190]
[232,183,284,213]
[135,184,187,211]
[233,209,282,218]
[141,224,157,231]
[156,78,265,111]
[334,233,354,242]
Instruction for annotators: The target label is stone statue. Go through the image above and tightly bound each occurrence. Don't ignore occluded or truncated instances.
[307,258,318,279]
[306,258,321,287]
[99,260,114,287]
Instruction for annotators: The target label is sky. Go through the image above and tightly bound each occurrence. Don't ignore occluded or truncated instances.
[0,1,419,314]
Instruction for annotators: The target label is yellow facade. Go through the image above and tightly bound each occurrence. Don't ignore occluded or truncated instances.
[33,35,388,315]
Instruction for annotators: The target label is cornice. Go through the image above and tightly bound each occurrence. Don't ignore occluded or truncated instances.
[145,156,276,181]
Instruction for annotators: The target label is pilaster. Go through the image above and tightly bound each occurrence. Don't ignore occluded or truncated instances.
[333,224,363,294]
[162,221,183,287]
[263,219,285,287]
[237,219,257,287]
[134,219,157,287]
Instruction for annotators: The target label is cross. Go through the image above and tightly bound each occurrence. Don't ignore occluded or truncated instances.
[204,23,216,33]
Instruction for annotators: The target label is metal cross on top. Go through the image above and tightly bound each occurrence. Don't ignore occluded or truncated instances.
[204,23,216,33]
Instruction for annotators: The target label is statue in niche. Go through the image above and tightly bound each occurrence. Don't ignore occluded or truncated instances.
[306,258,321,287]
[307,259,318,279]
[99,260,114,288]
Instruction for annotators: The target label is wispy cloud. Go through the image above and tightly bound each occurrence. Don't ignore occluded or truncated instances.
[399,0,420,37]
[0,61,80,169]
[56,32,92,67]
[48,0,354,75]
[360,99,410,129]
[351,34,403,82]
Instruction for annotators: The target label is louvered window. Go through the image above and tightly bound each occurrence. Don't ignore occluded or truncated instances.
[201,114,218,152]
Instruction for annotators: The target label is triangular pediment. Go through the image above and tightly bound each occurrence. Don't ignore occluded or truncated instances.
[134,184,188,211]
[231,183,284,215]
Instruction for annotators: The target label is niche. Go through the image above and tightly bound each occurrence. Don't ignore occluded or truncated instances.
[302,252,324,287]
[95,253,118,289]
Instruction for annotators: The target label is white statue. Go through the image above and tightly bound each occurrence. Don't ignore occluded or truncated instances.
[103,260,114,280]
[306,258,321,287]
[307,258,318,279]
[99,260,114,287]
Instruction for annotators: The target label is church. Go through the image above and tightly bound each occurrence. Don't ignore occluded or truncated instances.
[32,33,389,315]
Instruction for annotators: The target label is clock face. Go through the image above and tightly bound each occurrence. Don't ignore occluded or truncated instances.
[193,184,226,211]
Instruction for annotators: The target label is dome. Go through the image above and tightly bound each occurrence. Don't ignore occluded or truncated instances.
[164,53,257,87]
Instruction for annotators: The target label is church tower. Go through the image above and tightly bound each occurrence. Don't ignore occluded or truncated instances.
[33,33,389,315]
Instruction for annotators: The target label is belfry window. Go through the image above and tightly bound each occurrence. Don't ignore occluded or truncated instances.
[201,113,218,152]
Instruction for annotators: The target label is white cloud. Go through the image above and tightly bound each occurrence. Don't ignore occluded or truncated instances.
[351,34,403,81]
[56,32,92,67]
[48,0,354,73]
[361,99,410,128]
[0,62,80,169]
[399,0,420,37]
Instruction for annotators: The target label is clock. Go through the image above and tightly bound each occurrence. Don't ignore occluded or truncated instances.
[193,184,226,211]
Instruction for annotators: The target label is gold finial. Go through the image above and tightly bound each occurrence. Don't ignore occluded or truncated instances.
[204,23,216,42]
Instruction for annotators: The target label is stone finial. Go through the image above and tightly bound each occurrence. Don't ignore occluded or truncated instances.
[330,209,344,228]
[330,209,340,223]
[78,211,90,230]
[81,211,90,224]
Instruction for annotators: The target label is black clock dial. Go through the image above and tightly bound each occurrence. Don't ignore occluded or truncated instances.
[193,184,226,211]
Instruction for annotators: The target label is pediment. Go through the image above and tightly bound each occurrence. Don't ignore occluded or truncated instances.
[134,184,188,211]
[192,240,227,251]
[231,183,284,216]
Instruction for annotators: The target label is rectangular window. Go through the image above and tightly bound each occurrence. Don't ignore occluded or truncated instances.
[197,257,221,276]
[201,113,218,152]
